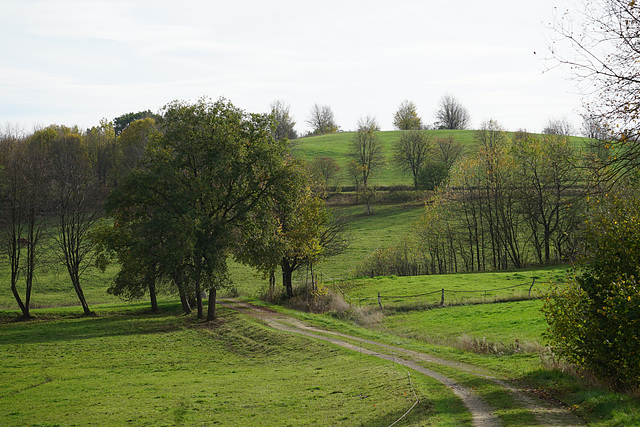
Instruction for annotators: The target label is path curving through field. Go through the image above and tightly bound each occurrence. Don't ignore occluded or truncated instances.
[219,299,583,426]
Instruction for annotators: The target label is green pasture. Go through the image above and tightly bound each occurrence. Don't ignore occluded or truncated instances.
[382,299,547,348]
[291,130,589,188]
[0,303,469,426]
[332,266,570,307]
[291,130,477,187]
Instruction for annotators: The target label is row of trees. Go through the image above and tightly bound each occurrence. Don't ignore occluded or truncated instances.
[2,99,347,320]
[279,94,472,138]
[0,121,123,318]
[356,120,592,277]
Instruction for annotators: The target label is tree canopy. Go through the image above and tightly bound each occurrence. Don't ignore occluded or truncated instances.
[103,98,293,320]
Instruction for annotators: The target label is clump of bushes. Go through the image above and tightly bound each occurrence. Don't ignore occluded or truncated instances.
[543,187,640,390]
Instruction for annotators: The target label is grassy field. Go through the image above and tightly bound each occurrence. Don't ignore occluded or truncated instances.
[332,266,570,307]
[290,130,589,188]
[0,303,469,426]
[291,130,477,188]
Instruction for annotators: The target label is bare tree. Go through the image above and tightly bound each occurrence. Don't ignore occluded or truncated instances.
[50,132,104,316]
[581,115,608,140]
[306,103,338,135]
[0,132,49,319]
[393,100,422,130]
[433,134,465,171]
[348,116,384,189]
[435,94,470,130]
[549,0,640,176]
[543,117,574,136]
[393,130,432,189]
[310,157,341,190]
[270,100,297,141]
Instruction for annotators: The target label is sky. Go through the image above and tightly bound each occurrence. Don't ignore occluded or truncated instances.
[1,0,583,135]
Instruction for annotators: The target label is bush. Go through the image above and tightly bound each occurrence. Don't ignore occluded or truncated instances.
[543,187,640,389]
[416,161,448,191]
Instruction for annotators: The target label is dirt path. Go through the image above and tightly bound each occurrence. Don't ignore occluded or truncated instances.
[219,299,583,426]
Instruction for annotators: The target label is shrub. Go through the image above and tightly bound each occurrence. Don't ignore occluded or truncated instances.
[543,187,640,389]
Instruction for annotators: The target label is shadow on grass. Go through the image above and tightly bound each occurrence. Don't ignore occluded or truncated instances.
[352,394,469,427]
[0,301,191,345]
[516,368,640,425]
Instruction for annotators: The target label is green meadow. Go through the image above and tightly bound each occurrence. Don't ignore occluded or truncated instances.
[0,303,469,426]
[291,129,478,187]
[0,130,638,425]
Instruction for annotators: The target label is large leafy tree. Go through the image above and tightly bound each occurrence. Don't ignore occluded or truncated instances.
[105,98,291,321]
[113,110,158,136]
[235,161,329,298]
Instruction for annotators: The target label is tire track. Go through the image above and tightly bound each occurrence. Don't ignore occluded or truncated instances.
[219,299,582,426]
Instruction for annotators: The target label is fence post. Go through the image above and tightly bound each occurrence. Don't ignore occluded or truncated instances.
[378,292,383,309]
[440,289,445,306]
[529,278,536,297]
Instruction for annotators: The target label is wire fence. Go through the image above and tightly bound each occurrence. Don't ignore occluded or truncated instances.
[333,278,545,309]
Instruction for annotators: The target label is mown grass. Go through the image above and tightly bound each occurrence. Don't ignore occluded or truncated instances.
[0,303,470,426]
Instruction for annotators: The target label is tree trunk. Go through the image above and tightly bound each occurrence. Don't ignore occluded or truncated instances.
[148,279,158,313]
[71,274,92,316]
[206,287,217,321]
[195,277,203,319]
[281,260,294,298]
[172,272,192,314]
[268,269,276,300]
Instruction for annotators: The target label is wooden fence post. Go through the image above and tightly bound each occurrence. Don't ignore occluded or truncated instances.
[378,292,382,309]
[440,288,445,306]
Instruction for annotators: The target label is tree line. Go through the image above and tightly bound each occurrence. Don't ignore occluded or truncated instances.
[1,99,346,320]
[356,121,597,277]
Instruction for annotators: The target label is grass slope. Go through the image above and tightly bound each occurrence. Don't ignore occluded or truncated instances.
[291,130,589,188]
[291,130,477,187]
[0,304,469,426]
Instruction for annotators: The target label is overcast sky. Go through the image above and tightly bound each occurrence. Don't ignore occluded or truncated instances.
[1,0,583,134]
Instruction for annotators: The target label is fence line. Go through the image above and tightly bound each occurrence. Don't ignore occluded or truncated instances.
[336,279,544,308]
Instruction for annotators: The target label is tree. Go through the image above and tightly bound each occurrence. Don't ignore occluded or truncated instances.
[306,104,338,135]
[435,94,470,130]
[113,110,158,136]
[511,133,585,263]
[310,157,341,191]
[581,115,608,141]
[270,100,297,141]
[49,128,104,316]
[433,134,464,171]
[393,130,432,189]
[542,117,574,136]
[543,185,640,388]
[106,98,291,321]
[235,162,330,298]
[393,100,422,130]
[0,130,50,319]
[348,116,384,190]
[112,117,157,180]
[549,0,640,177]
